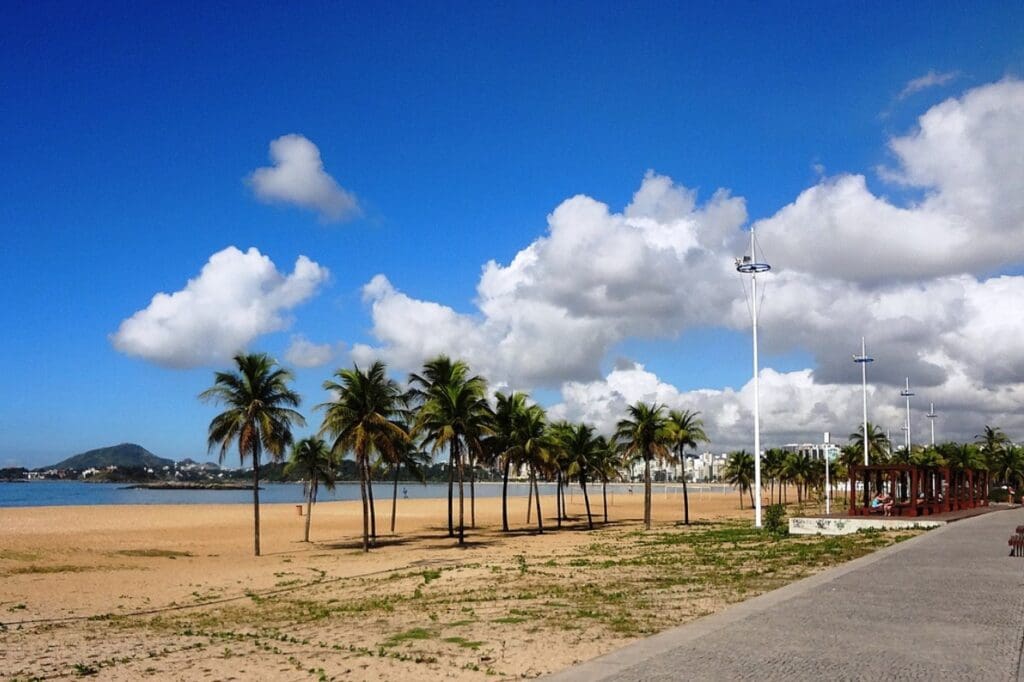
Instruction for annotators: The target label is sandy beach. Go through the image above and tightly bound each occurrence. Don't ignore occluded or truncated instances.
[1,487,896,680]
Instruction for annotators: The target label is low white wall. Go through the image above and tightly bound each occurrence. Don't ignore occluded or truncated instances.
[789,516,944,536]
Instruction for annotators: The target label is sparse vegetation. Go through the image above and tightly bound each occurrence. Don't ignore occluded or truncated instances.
[1,519,918,680]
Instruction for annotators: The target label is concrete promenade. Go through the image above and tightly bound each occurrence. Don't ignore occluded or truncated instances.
[549,507,1024,681]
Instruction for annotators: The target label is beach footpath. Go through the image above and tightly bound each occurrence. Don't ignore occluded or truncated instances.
[549,506,1024,681]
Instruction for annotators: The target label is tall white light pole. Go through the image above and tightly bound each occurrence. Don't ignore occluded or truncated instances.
[900,378,914,454]
[852,338,874,465]
[926,403,937,446]
[736,228,770,528]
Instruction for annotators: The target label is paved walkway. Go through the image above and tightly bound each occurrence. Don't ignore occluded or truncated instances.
[549,507,1024,681]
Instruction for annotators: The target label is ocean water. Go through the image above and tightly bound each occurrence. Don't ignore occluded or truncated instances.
[0,480,730,508]
[0,480,526,507]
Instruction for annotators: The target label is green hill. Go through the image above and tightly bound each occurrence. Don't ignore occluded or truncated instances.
[46,443,175,471]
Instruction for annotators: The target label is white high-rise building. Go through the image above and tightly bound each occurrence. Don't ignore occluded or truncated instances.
[781,442,840,462]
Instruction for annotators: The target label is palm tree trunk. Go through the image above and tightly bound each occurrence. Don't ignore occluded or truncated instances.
[366,460,377,545]
[739,488,744,510]
[602,479,608,523]
[447,448,455,537]
[252,452,261,557]
[304,479,313,543]
[501,458,510,533]
[526,473,533,523]
[457,441,465,546]
[680,450,691,525]
[470,451,476,529]
[682,475,691,525]
[390,463,400,534]
[560,475,567,520]
[359,455,370,552]
[748,486,754,509]
[532,466,543,534]
[644,458,652,530]
[556,470,563,529]
[582,478,593,530]
[562,476,568,519]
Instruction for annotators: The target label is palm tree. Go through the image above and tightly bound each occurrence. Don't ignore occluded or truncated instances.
[387,435,429,534]
[975,425,1010,468]
[319,361,407,552]
[910,445,945,467]
[781,451,805,504]
[490,391,522,532]
[547,420,576,529]
[200,352,304,557]
[285,437,336,543]
[663,409,709,525]
[590,436,623,523]
[762,448,786,505]
[382,397,429,534]
[989,443,1024,489]
[413,358,492,545]
[523,416,554,534]
[491,392,548,533]
[724,450,755,509]
[408,356,486,538]
[837,445,861,507]
[555,422,602,530]
[848,422,889,464]
[615,402,669,530]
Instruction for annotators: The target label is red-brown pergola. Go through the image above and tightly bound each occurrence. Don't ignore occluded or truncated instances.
[848,464,989,517]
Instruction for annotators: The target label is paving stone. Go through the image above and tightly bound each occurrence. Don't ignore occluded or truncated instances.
[548,507,1024,681]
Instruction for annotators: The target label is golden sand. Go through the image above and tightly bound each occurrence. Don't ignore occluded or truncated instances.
[0,487,824,680]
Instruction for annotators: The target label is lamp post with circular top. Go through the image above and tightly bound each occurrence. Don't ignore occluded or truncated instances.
[735,228,770,528]
[852,338,874,466]
[900,378,915,454]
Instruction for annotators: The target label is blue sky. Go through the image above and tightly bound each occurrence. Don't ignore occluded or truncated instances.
[3,2,1024,467]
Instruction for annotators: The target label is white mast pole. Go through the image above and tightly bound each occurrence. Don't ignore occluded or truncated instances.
[901,378,914,454]
[736,228,770,529]
[853,338,873,465]
[926,403,937,446]
[750,229,763,528]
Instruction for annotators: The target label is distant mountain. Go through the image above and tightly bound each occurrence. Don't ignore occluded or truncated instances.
[45,443,175,471]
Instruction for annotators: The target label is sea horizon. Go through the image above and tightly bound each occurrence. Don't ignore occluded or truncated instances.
[0,479,733,508]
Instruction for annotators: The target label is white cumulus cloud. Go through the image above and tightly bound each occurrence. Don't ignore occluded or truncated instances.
[248,134,360,222]
[758,79,1024,284]
[347,78,1024,446]
[112,246,329,368]
[284,335,339,368]
[357,175,747,388]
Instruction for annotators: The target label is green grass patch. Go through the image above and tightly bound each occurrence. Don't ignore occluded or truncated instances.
[7,564,93,575]
[383,627,435,647]
[115,549,193,559]
[442,636,483,650]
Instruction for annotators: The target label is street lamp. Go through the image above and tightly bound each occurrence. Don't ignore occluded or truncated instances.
[735,227,770,528]
[852,338,874,465]
[926,403,937,446]
[900,378,915,454]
